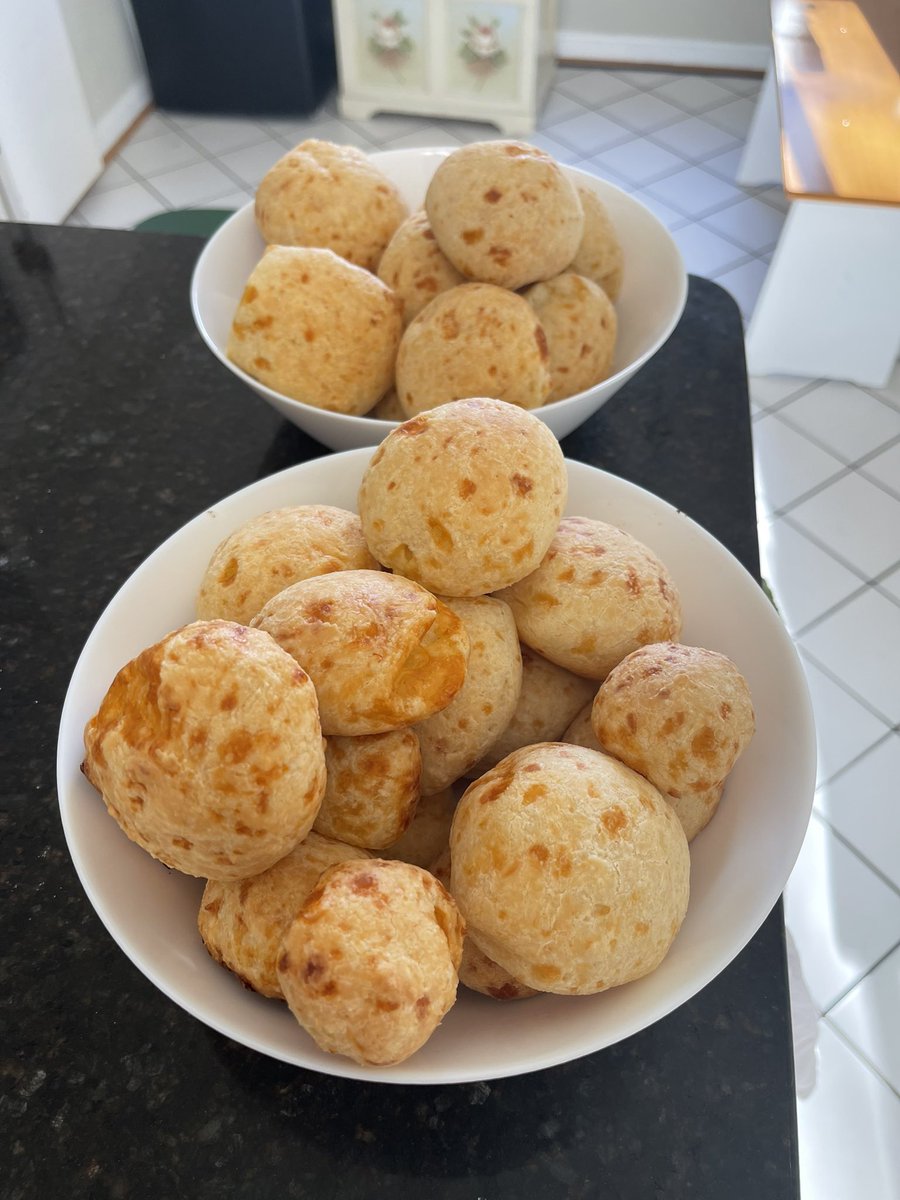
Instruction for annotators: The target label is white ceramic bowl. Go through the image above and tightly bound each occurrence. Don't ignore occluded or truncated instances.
[190,148,687,451]
[57,451,816,1086]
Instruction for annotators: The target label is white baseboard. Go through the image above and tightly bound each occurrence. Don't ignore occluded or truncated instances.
[556,30,769,73]
[93,74,153,158]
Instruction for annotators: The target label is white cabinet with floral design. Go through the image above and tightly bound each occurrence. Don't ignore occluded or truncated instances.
[332,0,557,135]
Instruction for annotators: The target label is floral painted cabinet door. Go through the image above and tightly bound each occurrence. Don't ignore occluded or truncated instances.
[332,0,558,135]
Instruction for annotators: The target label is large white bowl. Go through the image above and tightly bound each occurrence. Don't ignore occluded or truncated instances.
[57,451,816,1085]
[190,148,687,451]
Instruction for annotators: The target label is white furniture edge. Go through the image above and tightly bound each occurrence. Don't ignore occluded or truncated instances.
[93,75,152,159]
[736,53,782,187]
[555,31,770,72]
[745,200,900,388]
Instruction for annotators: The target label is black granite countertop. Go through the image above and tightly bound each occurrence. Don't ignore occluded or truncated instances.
[0,223,798,1199]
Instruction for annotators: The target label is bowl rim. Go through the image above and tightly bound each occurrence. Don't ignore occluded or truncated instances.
[189,147,688,434]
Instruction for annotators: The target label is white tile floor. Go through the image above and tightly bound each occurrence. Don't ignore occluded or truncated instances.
[27,62,900,1196]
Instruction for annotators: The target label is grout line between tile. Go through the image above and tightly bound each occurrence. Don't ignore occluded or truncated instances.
[750,378,827,414]
[706,250,762,280]
[798,641,897,729]
[814,724,899,785]
[545,123,634,160]
[643,175,773,225]
[859,382,900,415]
[873,577,900,607]
[758,460,853,521]
[857,469,900,507]
[869,558,900,589]
[776,508,900,615]
[822,1009,900,1103]
[789,567,900,640]
[815,813,900,908]
[160,126,268,194]
[773,406,900,478]
[168,115,273,151]
[115,162,176,211]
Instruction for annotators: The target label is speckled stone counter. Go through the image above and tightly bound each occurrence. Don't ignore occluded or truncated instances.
[0,224,799,1199]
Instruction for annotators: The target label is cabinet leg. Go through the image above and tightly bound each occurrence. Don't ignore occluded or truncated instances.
[494,118,536,137]
[745,200,900,388]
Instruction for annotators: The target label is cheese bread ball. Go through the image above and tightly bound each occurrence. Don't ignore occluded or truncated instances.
[315,729,421,849]
[394,283,550,417]
[522,272,617,403]
[450,743,690,994]
[414,596,522,794]
[592,642,755,841]
[561,700,602,752]
[496,517,682,681]
[381,786,458,868]
[251,569,469,736]
[467,646,596,776]
[570,186,624,301]
[358,398,567,597]
[198,832,370,998]
[431,849,537,1001]
[278,858,465,1066]
[424,141,584,290]
[369,388,406,421]
[255,139,407,271]
[197,505,378,625]
[659,781,725,845]
[227,246,402,415]
[82,620,326,881]
[377,210,467,326]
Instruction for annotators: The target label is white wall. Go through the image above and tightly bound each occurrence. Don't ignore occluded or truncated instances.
[557,0,771,70]
[0,0,104,220]
[58,0,150,154]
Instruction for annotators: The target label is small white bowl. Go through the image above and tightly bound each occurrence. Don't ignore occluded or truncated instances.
[57,452,815,1085]
[190,148,687,451]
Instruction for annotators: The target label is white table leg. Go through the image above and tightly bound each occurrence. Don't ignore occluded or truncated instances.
[745,200,900,388]
[736,55,783,187]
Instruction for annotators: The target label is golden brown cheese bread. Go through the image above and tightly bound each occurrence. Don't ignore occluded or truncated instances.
[381,786,458,868]
[251,569,469,736]
[592,642,755,840]
[198,832,370,998]
[424,141,584,290]
[466,645,596,776]
[82,620,326,880]
[569,185,624,301]
[414,596,522,794]
[255,139,408,271]
[227,245,402,414]
[278,858,465,1065]
[496,516,682,680]
[357,398,567,597]
[196,505,378,625]
[561,700,602,751]
[522,272,617,403]
[431,848,537,1000]
[315,729,421,848]
[394,282,551,416]
[369,388,406,421]
[376,209,467,326]
[450,743,690,994]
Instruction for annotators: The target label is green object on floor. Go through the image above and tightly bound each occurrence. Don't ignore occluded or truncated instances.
[134,209,234,237]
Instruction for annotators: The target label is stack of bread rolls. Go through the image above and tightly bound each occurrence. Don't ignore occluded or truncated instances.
[226,138,623,418]
[82,399,754,1067]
